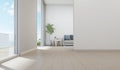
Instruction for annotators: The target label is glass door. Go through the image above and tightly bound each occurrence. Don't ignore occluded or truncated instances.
[37,0,42,47]
[0,0,16,61]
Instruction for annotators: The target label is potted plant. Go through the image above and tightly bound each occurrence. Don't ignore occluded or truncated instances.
[46,23,55,46]
[37,38,41,46]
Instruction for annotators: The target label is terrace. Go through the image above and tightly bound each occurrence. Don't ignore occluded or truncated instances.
[0,33,14,61]
[0,47,14,61]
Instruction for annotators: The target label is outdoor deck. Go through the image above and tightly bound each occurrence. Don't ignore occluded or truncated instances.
[0,47,14,61]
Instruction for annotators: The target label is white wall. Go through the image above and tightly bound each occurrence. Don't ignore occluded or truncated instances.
[18,0,37,53]
[74,0,120,50]
[45,5,73,45]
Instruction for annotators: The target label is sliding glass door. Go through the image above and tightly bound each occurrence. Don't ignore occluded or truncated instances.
[37,0,42,47]
[0,0,17,61]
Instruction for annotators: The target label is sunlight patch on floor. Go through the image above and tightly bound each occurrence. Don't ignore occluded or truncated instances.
[37,46,52,50]
[1,57,35,70]
[37,46,74,51]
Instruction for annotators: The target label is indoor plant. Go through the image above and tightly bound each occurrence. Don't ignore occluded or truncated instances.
[46,23,55,46]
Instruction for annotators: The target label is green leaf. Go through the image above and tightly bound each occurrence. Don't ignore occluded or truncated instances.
[46,23,55,35]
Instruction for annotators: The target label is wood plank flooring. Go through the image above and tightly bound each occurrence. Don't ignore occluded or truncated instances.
[0,47,120,70]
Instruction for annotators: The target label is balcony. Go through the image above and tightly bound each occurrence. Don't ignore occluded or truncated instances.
[0,33,14,61]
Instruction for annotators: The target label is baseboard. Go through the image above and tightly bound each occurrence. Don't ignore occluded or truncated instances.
[20,48,36,56]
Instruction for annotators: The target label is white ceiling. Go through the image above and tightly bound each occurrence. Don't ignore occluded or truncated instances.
[44,0,73,5]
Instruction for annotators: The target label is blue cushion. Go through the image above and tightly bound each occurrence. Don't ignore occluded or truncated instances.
[70,35,73,40]
[64,35,71,40]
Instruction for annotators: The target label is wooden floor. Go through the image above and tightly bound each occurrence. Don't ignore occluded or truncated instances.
[0,47,120,70]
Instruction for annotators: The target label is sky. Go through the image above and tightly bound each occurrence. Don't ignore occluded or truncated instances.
[0,0,14,33]
[0,0,41,41]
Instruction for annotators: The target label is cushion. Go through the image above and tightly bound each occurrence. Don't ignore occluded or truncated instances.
[64,35,71,40]
[70,35,73,40]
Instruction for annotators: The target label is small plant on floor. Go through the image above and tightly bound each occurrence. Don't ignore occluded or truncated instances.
[37,38,41,46]
[37,41,41,46]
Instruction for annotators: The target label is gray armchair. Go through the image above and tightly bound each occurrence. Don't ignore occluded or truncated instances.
[63,35,73,46]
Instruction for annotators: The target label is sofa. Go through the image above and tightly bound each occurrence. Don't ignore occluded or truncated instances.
[63,35,73,46]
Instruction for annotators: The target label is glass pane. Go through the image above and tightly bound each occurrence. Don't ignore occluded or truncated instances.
[0,0,15,60]
[37,0,41,46]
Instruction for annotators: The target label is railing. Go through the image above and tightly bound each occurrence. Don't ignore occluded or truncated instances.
[0,33,9,48]
[0,33,14,60]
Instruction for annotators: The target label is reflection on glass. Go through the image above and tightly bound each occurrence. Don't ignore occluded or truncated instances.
[37,0,42,46]
[0,0,15,60]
